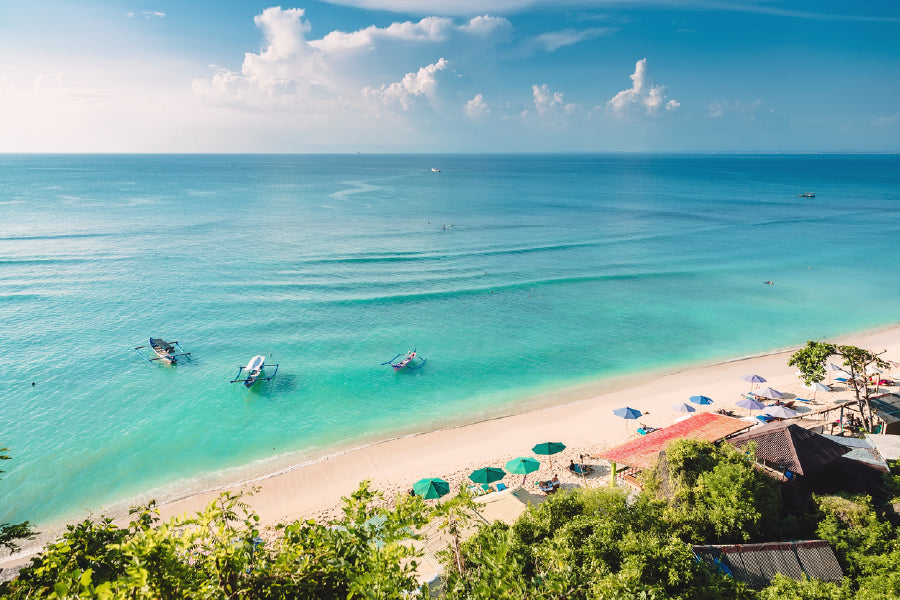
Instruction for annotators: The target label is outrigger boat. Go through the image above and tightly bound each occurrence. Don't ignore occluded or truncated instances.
[230,355,279,388]
[382,350,427,371]
[134,338,190,365]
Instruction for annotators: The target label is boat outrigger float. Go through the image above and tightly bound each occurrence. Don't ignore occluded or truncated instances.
[230,355,279,387]
[134,338,191,364]
[382,350,427,371]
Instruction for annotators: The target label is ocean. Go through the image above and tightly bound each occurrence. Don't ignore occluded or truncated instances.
[2,153,899,531]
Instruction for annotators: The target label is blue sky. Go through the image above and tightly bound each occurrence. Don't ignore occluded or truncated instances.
[1,1,897,152]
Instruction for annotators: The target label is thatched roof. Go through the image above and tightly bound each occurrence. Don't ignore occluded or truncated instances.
[727,422,848,476]
[693,540,843,589]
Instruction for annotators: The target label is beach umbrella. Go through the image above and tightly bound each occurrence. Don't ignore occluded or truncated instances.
[741,374,767,392]
[689,395,713,405]
[765,405,798,419]
[805,381,831,401]
[532,442,566,470]
[754,386,783,400]
[469,467,506,485]
[505,456,541,485]
[613,407,642,420]
[736,396,765,415]
[413,477,450,499]
[673,402,696,414]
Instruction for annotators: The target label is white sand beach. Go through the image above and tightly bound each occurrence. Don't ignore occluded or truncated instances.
[150,325,900,527]
[4,325,899,573]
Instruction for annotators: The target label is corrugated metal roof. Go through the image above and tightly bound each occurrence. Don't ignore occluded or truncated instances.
[599,412,753,470]
[693,540,843,589]
[870,394,900,425]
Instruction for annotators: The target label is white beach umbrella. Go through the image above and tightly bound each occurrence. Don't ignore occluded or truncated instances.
[754,386,783,400]
[766,405,798,419]
[804,381,831,401]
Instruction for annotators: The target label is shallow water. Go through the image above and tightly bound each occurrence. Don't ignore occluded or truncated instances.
[1,153,899,527]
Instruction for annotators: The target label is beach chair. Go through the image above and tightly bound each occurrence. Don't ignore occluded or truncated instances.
[495,482,507,492]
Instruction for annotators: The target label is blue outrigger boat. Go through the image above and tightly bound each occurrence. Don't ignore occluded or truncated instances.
[382,350,427,371]
[230,355,278,387]
[134,338,190,365]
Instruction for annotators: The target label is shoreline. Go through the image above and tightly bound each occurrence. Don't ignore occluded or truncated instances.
[4,323,899,568]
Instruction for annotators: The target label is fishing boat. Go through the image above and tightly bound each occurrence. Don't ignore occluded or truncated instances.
[134,338,190,365]
[798,192,815,198]
[382,350,427,371]
[230,354,279,387]
[431,167,441,172]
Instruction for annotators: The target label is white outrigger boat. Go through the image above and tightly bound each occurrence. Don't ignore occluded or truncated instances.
[134,338,190,365]
[230,355,279,388]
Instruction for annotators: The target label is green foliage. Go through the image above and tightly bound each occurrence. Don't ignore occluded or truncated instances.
[789,341,890,431]
[0,446,36,553]
[1,482,430,600]
[814,494,896,579]
[645,439,782,544]
[756,573,850,600]
[442,486,745,600]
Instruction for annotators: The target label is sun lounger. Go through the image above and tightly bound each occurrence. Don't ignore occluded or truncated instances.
[568,463,594,476]
[756,415,775,423]
[495,482,507,492]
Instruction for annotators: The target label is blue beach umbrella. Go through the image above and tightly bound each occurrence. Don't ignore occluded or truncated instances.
[740,374,767,393]
[673,402,696,414]
[689,395,713,405]
[736,396,765,415]
[613,407,642,420]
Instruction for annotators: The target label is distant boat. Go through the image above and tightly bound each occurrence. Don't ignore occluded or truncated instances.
[431,168,441,172]
[798,192,815,198]
[382,350,427,371]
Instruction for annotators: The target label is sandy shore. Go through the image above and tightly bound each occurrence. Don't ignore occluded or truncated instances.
[153,325,900,524]
[4,325,899,570]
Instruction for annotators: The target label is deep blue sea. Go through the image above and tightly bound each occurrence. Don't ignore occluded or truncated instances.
[2,154,899,532]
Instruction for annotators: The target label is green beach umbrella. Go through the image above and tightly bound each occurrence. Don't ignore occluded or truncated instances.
[469,467,506,485]
[506,456,540,485]
[412,477,450,499]
[531,441,566,470]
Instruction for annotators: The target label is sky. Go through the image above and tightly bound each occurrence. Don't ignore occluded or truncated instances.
[1,1,898,153]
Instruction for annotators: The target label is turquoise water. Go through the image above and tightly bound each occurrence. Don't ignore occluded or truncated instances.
[2,154,899,529]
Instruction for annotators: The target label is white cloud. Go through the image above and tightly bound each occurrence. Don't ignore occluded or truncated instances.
[140,10,166,19]
[194,8,510,111]
[362,58,452,111]
[311,15,511,53]
[534,27,612,52]
[465,93,489,118]
[606,58,678,116]
[707,98,766,120]
[532,83,563,114]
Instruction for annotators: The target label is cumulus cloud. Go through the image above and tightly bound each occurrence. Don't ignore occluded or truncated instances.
[194,8,510,112]
[362,58,452,111]
[606,58,678,116]
[465,93,489,118]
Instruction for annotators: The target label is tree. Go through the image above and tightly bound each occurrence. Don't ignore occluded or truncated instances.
[0,446,35,554]
[789,341,890,432]
[1,482,431,599]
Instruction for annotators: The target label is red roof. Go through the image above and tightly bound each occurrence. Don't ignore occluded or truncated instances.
[600,412,753,470]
